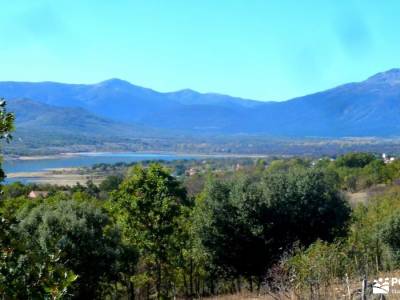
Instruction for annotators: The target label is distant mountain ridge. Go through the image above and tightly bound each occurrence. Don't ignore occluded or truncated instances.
[2,68,400,137]
[7,98,161,138]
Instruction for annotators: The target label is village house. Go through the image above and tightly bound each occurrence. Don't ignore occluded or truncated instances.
[186,167,198,176]
[28,191,49,199]
[382,153,396,164]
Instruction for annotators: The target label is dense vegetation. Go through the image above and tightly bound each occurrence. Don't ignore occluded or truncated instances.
[3,151,400,298]
[4,102,400,298]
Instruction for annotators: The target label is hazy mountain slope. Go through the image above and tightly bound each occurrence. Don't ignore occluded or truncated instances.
[2,69,400,137]
[270,69,400,136]
[164,89,263,108]
[0,79,260,126]
[7,98,161,138]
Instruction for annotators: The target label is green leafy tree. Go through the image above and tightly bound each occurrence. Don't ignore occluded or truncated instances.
[99,174,124,193]
[263,168,350,246]
[200,169,350,290]
[112,164,189,299]
[265,158,309,175]
[199,175,270,289]
[334,152,376,169]
[175,193,211,298]
[387,160,400,182]
[380,211,400,263]
[1,101,72,299]
[84,179,100,197]
[16,199,123,299]
[0,225,78,300]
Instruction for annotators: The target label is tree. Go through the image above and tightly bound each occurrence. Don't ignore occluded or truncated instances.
[263,168,350,246]
[1,182,31,198]
[334,152,376,169]
[0,192,77,298]
[199,175,270,289]
[99,174,124,193]
[265,158,309,175]
[16,199,123,299]
[112,164,189,299]
[199,169,350,289]
[0,99,14,186]
[0,213,77,299]
[85,179,100,197]
[387,160,400,182]
[380,211,400,263]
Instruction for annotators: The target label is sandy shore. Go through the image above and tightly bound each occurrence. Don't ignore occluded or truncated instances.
[6,153,80,161]
[7,168,104,186]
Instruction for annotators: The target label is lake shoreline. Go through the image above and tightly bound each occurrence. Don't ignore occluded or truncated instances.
[4,151,272,184]
[5,151,272,161]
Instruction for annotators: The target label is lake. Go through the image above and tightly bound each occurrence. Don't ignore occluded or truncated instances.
[3,152,199,183]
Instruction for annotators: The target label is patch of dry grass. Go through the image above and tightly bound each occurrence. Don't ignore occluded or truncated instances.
[203,293,283,300]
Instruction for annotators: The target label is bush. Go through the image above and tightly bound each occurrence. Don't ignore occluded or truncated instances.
[199,169,351,287]
[287,240,351,294]
[16,200,125,298]
[380,211,400,264]
[335,153,376,169]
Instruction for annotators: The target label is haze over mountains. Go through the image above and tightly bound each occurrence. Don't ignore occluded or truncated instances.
[2,68,400,139]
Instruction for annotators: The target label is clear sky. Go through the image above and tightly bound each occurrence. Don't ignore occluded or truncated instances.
[0,0,399,101]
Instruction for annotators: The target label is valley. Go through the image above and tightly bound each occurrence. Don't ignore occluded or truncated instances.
[2,69,400,158]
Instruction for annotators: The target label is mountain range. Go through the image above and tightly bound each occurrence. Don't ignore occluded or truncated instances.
[2,68,400,140]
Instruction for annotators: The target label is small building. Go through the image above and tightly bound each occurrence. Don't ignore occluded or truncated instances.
[186,168,198,176]
[383,153,396,164]
[28,191,49,199]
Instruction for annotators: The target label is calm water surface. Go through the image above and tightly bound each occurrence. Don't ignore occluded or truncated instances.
[4,152,199,182]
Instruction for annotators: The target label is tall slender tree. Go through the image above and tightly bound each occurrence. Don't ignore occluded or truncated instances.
[112,164,189,299]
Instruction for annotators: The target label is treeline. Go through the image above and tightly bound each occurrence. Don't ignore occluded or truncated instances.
[88,157,255,176]
[3,157,400,299]
[268,152,400,192]
[0,163,351,299]
[3,154,400,298]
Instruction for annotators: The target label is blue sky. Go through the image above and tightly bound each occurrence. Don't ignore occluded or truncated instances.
[0,0,399,101]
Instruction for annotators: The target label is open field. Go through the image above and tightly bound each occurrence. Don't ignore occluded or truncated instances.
[7,168,105,186]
